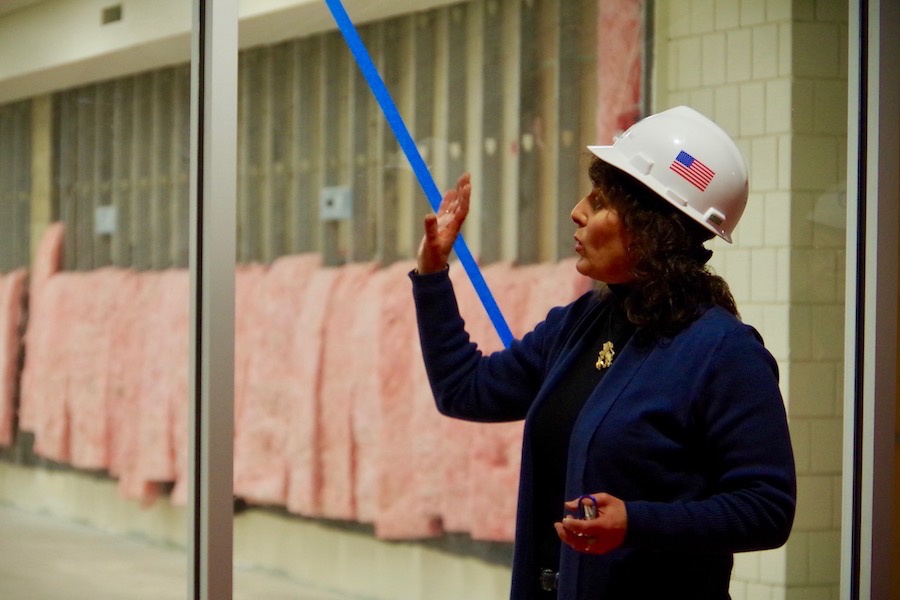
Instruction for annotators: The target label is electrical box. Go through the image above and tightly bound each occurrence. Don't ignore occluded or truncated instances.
[95,205,117,235]
[320,186,353,221]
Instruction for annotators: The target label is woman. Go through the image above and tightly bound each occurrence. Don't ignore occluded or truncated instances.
[410,106,795,599]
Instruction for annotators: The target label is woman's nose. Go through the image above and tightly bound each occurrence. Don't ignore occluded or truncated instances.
[571,197,588,225]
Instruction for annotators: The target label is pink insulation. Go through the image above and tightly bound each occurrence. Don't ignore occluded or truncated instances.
[373,260,443,539]
[0,269,27,447]
[233,255,319,506]
[349,269,387,525]
[596,0,644,144]
[284,266,340,517]
[66,268,128,470]
[105,271,161,504]
[18,222,64,432]
[15,234,592,544]
[317,262,380,521]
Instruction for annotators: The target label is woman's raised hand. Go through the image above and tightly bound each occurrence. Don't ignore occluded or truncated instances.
[416,173,471,274]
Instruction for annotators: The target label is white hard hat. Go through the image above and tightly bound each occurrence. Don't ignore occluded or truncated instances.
[588,106,749,243]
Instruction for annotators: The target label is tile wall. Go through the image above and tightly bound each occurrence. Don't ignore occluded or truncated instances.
[656,1,848,598]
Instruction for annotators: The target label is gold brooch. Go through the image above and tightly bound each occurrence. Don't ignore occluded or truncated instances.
[595,341,615,370]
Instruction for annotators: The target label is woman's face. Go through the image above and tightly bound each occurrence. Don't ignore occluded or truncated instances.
[570,188,636,283]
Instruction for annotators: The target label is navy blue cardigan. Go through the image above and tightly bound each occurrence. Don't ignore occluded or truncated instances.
[410,268,796,599]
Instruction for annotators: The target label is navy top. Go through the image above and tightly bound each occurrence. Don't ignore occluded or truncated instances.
[410,268,796,599]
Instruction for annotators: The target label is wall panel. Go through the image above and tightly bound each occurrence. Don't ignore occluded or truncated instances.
[42,0,611,272]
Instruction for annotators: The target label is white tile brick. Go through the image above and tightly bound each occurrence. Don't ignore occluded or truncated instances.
[777,134,791,190]
[736,189,765,247]
[689,88,715,116]
[794,22,841,78]
[739,303,765,331]
[811,192,847,249]
[726,29,753,82]
[759,546,787,585]
[765,79,792,134]
[714,85,741,132]
[790,192,816,247]
[809,418,842,473]
[792,80,816,133]
[746,582,775,600]
[786,586,838,600]
[724,249,752,300]
[702,32,728,85]
[749,135,778,191]
[816,0,847,23]
[741,0,767,26]
[778,23,793,76]
[750,248,779,302]
[789,303,813,360]
[793,1,816,21]
[814,80,848,135]
[831,475,843,528]
[730,579,749,600]
[790,248,839,303]
[752,24,780,79]
[668,90,692,108]
[667,41,681,91]
[691,0,716,33]
[762,303,790,359]
[792,135,840,191]
[794,475,835,530]
[807,530,841,583]
[788,361,838,417]
[785,533,810,585]
[716,0,740,30]
[677,37,703,88]
[670,0,693,37]
[776,247,790,302]
[767,0,792,22]
[789,419,812,474]
[763,192,791,246]
[810,304,844,360]
[734,550,761,580]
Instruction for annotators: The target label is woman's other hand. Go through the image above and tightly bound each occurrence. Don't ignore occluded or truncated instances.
[554,492,628,554]
[416,173,471,274]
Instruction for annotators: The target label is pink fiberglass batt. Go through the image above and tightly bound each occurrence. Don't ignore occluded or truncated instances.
[234,254,320,505]
[24,273,78,463]
[349,268,385,524]
[596,0,644,144]
[373,260,443,540]
[105,271,160,505]
[18,223,64,432]
[66,268,129,470]
[463,262,528,542]
[285,266,339,517]
[29,222,64,301]
[158,270,191,506]
[317,261,380,521]
[137,270,190,500]
[233,262,268,442]
[0,268,27,447]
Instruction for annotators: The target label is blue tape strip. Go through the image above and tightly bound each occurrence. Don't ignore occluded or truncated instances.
[324,0,513,348]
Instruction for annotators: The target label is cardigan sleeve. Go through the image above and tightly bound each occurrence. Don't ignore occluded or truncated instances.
[622,324,797,553]
[409,267,552,423]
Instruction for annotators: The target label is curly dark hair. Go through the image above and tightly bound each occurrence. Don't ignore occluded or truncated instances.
[588,156,739,340]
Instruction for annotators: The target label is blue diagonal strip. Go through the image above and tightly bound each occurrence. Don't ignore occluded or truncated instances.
[324,0,514,348]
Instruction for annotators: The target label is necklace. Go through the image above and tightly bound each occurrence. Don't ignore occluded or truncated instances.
[595,341,615,370]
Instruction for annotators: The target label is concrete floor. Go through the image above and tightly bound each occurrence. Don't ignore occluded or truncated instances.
[0,503,355,600]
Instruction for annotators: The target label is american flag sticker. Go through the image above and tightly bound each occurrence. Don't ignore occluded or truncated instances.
[670,150,715,191]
